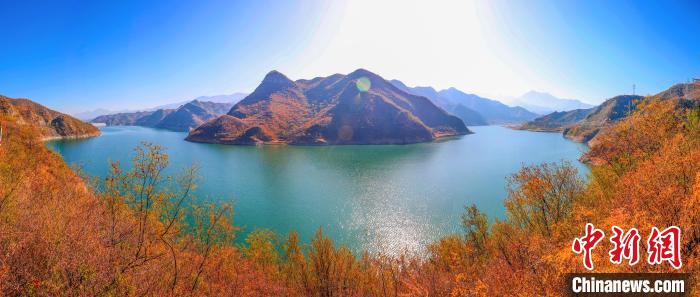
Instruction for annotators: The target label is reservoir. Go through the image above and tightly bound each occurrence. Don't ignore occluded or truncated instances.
[47,125,588,255]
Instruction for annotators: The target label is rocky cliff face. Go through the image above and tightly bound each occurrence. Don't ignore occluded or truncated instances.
[0,95,100,140]
[186,69,470,145]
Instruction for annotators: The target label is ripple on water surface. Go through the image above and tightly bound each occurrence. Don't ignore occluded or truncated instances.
[47,125,588,255]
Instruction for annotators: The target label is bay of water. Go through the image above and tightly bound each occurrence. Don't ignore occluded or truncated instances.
[47,125,588,255]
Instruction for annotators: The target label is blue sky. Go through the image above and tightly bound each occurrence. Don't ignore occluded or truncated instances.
[1,0,698,113]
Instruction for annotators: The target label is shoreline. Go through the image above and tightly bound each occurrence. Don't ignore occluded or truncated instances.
[184,131,470,146]
[41,132,101,142]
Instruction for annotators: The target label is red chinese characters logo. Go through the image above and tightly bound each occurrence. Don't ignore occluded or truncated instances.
[572,223,605,270]
[609,226,641,266]
[572,224,682,270]
[647,226,682,269]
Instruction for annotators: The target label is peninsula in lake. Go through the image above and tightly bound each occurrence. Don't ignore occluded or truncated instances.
[186,69,471,145]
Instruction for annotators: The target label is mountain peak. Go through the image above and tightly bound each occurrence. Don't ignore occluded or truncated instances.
[345,68,390,90]
[347,68,382,81]
[182,100,206,110]
[263,70,292,81]
[188,71,470,145]
[256,70,296,91]
[265,69,285,76]
[348,68,373,76]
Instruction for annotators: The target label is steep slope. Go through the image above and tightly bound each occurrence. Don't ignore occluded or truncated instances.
[510,91,593,114]
[193,100,235,114]
[135,108,175,127]
[451,105,488,126]
[91,101,232,131]
[518,108,593,132]
[563,95,643,142]
[187,69,470,145]
[156,100,234,131]
[0,95,100,140]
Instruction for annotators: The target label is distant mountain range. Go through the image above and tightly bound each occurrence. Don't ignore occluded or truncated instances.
[72,93,247,120]
[519,80,700,143]
[518,108,593,132]
[1,95,100,140]
[72,108,126,121]
[508,91,593,114]
[390,80,538,125]
[149,93,248,111]
[186,69,470,145]
[91,100,234,132]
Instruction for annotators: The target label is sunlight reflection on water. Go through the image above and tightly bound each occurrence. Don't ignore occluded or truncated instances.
[47,125,588,256]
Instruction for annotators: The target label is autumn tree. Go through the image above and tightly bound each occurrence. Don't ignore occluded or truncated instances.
[462,204,489,258]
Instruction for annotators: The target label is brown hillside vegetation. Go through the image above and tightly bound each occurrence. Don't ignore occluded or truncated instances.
[0,95,100,140]
[520,81,700,144]
[0,95,698,295]
[562,95,643,142]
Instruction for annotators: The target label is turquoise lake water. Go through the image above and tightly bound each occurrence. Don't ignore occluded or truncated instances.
[47,125,588,255]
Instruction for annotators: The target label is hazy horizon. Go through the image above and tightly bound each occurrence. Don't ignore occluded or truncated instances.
[1,0,699,114]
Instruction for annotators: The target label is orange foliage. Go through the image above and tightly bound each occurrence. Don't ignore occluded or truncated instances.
[1,97,698,296]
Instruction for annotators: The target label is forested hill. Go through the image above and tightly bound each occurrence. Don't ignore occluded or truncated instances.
[0,95,100,140]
